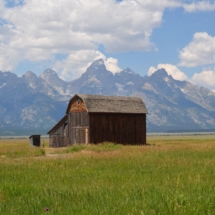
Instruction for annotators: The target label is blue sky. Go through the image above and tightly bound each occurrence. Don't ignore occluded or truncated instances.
[0,0,215,91]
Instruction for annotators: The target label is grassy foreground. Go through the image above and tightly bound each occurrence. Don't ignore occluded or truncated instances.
[0,136,215,214]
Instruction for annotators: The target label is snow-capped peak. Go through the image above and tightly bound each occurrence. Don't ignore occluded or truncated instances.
[91,58,105,67]
[123,68,135,74]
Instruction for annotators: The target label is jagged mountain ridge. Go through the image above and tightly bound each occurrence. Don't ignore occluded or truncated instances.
[132,71,215,131]
[0,71,67,132]
[0,58,215,134]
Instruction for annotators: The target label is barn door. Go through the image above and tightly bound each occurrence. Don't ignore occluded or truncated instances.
[51,134,60,147]
[75,128,89,144]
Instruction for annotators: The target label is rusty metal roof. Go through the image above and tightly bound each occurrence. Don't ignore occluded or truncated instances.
[66,94,148,114]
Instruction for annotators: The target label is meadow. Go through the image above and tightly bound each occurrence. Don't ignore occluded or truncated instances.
[0,135,215,215]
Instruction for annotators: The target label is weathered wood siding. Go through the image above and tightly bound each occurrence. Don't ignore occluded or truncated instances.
[68,112,89,145]
[49,94,147,147]
[49,122,68,147]
[89,113,146,144]
[50,134,64,147]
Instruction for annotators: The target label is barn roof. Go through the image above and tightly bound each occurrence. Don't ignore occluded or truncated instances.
[47,115,68,134]
[66,94,148,114]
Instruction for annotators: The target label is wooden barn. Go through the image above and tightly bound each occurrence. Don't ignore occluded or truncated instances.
[47,94,147,147]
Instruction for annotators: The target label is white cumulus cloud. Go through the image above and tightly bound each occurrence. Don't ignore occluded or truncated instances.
[0,0,170,73]
[148,64,188,81]
[0,0,215,78]
[179,32,215,67]
[191,70,215,91]
[53,50,121,81]
[183,1,215,12]
[104,57,122,74]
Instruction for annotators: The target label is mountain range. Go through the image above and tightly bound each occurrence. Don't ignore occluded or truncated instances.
[0,58,215,135]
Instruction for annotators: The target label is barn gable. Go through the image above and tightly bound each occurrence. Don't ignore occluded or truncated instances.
[66,95,87,113]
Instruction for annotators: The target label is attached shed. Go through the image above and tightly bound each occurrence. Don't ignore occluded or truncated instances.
[47,115,69,147]
[47,94,147,146]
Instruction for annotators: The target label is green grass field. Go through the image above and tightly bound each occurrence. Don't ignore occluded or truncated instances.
[0,135,215,215]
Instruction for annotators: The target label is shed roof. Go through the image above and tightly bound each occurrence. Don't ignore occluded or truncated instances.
[66,94,148,114]
[29,135,41,139]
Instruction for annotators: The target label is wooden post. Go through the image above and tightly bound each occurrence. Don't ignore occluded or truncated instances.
[85,128,88,144]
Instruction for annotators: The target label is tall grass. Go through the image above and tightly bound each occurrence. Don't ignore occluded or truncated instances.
[0,136,215,214]
[0,139,46,158]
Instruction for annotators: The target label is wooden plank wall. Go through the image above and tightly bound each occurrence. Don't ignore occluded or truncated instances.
[49,123,68,147]
[89,113,146,145]
[50,135,64,147]
[29,136,40,147]
[68,112,89,145]
[64,124,69,146]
